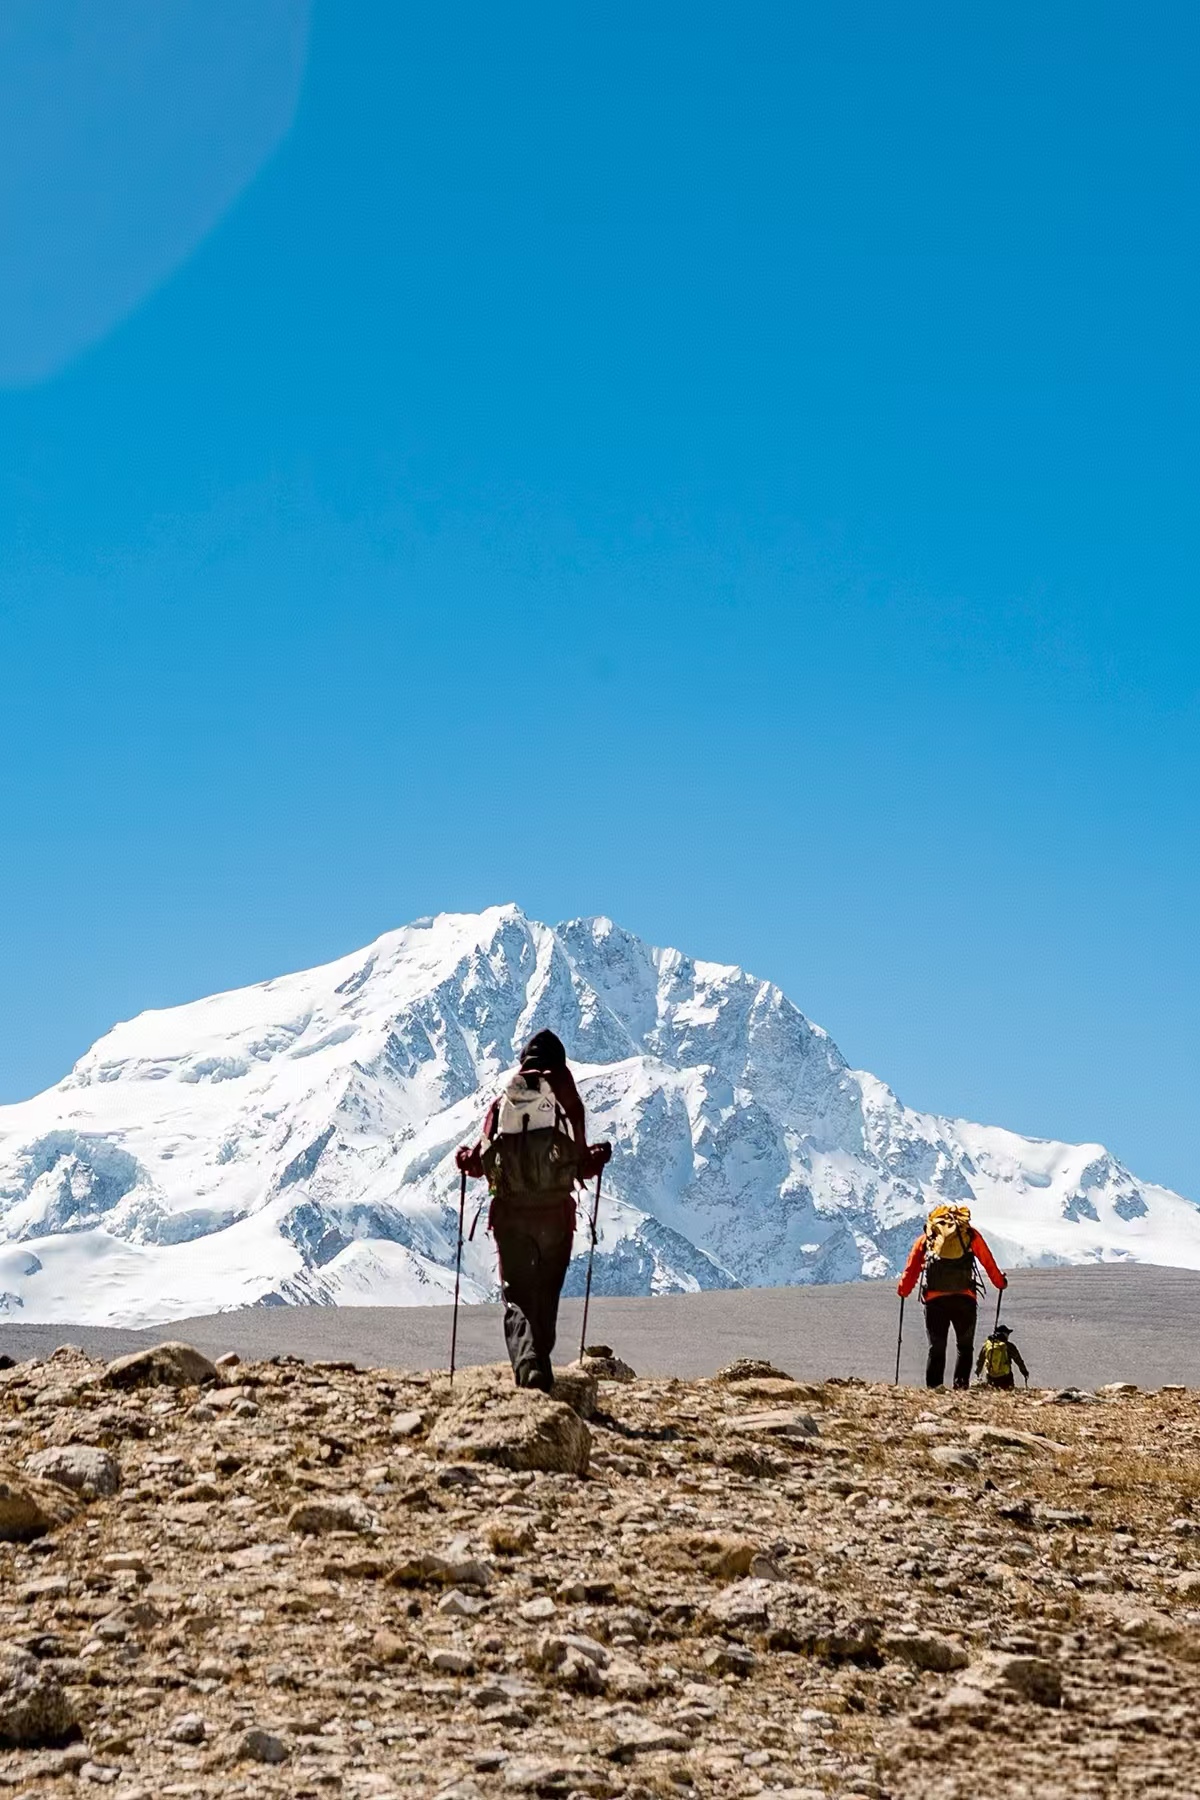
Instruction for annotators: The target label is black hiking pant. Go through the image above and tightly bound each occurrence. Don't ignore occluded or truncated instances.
[493,1209,573,1392]
[924,1293,976,1389]
[985,1373,1015,1390]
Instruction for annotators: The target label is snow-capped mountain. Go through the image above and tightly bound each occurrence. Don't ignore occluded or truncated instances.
[0,905,1196,1327]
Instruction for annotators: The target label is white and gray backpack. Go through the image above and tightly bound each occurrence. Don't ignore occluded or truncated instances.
[481,1070,579,1207]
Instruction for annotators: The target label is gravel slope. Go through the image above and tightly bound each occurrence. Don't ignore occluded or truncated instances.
[5,1264,1199,1389]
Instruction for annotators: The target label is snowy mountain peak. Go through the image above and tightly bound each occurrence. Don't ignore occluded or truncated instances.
[1,907,1196,1326]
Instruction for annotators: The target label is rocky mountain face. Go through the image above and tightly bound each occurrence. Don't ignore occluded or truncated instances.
[0,905,1196,1326]
[2,1340,1199,1797]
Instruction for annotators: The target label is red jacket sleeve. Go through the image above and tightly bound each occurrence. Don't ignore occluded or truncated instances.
[897,1235,926,1298]
[972,1231,1006,1290]
[547,1064,588,1150]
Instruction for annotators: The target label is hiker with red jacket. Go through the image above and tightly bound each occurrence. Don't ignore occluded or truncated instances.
[897,1206,1007,1390]
[457,1030,610,1392]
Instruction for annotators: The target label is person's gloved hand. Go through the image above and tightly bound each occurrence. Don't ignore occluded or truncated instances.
[998,1274,1008,1289]
[455,1144,483,1178]
[579,1141,613,1180]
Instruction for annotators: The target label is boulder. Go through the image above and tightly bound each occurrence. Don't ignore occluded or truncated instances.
[24,1444,121,1498]
[0,1643,77,1747]
[428,1388,590,1476]
[0,1465,79,1541]
[547,1368,598,1417]
[101,1341,218,1391]
[441,1359,597,1419]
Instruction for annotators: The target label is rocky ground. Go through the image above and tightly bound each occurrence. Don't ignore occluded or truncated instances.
[3,1340,1200,1800]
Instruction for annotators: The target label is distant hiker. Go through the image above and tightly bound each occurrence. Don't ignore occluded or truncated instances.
[456,1029,611,1392]
[897,1205,1007,1390]
[976,1323,1028,1389]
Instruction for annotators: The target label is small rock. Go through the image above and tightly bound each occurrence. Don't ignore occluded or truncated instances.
[604,1656,654,1699]
[883,1631,969,1673]
[960,1652,1062,1707]
[236,1726,290,1764]
[965,1425,1065,1455]
[717,1407,820,1441]
[706,1577,774,1629]
[573,1347,636,1381]
[930,1446,979,1473]
[24,1445,121,1498]
[101,1342,218,1391]
[650,1531,764,1580]
[609,1718,691,1759]
[387,1550,491,1589]
[503,1761,598,1793]
[21,1574,70,1602]
[429,1647,474,1674]
[714,1358,793,1383]
[531,1632,609,1692]
[488,1520,536,1555]
[0,1643,77,1747]
[371,1628,409,1665]
[390,1410,424,1439]
[214,1351,241,1370]
[517,1594,557,1622]
[1098,1382,1139,1397]
[1112,1705,1160,1731]
[0,1466,79,1542]
[167,1711,207,1745]
[702,1643,758,1677]
[439,1588,487,1618]
[286,1497,375,1536]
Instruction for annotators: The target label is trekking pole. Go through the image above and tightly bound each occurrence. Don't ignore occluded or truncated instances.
[893,1295,905,1385]
[993,1285,1004,1334]
[578,1168,603,1362]
[449,1169,467,1384]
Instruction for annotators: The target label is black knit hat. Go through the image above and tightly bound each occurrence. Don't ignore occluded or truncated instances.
[520,1028,567,1072]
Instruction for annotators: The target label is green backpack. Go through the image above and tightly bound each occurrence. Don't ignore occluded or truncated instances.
[982,1336,1012,1381]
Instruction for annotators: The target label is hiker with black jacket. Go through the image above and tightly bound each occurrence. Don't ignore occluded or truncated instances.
[897,1206,1007,1390]
[456,1030,610,1392]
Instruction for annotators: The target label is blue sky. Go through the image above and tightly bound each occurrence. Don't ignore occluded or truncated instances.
[1,2,1198,1199]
